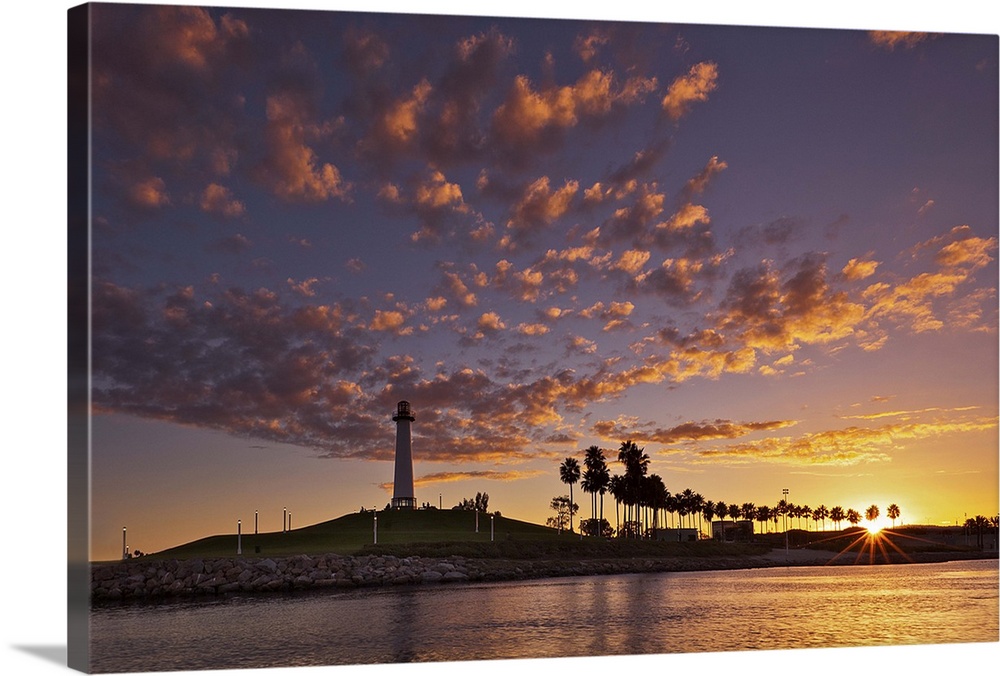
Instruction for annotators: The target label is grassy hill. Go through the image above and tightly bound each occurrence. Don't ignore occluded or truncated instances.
[138,509,774,562]
[148,509,559,560]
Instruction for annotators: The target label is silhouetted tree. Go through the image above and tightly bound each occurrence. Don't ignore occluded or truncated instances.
[547,495,578,531]
[887,503,900,528]
[865,504,880,528]
[846,508,861,527]
[830,506,845,530]
[580,518,614,537]
[560,457,581,532]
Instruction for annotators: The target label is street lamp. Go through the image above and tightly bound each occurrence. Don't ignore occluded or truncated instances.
[491,514,495,542]
[782,488,789,554]
[237,519,242,555]
[122,526,127,560]
[374,512,378,545]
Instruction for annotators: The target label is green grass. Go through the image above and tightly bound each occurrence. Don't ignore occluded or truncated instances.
[146,509,559,560]
[135,510,772,562]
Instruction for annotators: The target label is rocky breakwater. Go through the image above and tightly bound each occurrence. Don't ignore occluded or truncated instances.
[91,554,482,602]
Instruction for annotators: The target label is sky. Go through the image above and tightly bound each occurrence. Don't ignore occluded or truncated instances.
[78,0,998,562]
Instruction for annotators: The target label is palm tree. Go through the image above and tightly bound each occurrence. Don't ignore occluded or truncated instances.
[559,457,581,532]
[741,503,756,535]
[608,474,625,536]
[617,440,649,536]
[829,506,845,530]
[814,505,829,531]
[714,500,729,523]
[846,508,861,528]
[887,503,900,528]
[692,493,705,537]
[702,500,716,538]
[755,505,771,534]
[727,502,740,526]
[798,504,811,530]
[865,504,880,529]
[776,499,789,532]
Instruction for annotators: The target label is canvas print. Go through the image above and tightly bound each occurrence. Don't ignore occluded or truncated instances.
[68,2,999,673]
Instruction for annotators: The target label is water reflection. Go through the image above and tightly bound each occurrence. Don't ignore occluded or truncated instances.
[90,560,999,673]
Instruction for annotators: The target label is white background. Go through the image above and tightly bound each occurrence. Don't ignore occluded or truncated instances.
[2,1,997,675]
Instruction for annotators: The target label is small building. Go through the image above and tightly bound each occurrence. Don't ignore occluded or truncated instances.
[712,520,754,542]
[655,528,699,543]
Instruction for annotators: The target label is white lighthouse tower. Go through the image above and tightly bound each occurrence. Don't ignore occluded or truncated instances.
[391,401,416,509]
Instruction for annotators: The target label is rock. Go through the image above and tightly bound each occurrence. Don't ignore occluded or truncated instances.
[442,571,468,582]
[420,571,443,582]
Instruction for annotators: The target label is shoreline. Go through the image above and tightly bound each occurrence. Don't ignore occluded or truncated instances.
[90,548,998,604]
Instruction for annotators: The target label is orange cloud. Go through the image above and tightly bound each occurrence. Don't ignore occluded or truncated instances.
[506,176,579,231]
[129,176,170,209]
[380,79,433,145]
[690,417,997,466]
[199,183,245,218]
[842,257,879,281]
[593,417,797,444]
[869,31,932,50]
[260,93,351,202]
[661,62,718,121]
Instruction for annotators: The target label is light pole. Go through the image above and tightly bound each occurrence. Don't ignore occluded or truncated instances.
[374,512,378,545]
[283,507,287,533]
[122,526,127,560]
[237,519,242,556]
[439,493,442,510]
[254,510,258,535]
[782,488,789,554]
[475,510,479,533]
[491,514,495,542]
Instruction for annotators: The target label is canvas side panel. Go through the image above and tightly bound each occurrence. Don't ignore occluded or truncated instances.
[67,3,92,673]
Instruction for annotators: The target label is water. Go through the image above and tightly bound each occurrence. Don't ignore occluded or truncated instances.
[89,560,999,673]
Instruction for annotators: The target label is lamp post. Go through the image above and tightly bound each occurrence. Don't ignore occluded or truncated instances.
[782,488,789,554]
[439,493,442,510]
[283,507,287,533]
[491,514,495,542]
[254,510,258,535]
[122,526,127,560]
[237,519,242,556]
[475,510,479,533]
[374,512,378,545]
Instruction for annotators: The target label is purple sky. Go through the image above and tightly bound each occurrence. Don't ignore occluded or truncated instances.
[82,1,997,560]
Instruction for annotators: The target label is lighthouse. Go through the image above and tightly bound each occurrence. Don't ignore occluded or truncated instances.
[391,400,416,509]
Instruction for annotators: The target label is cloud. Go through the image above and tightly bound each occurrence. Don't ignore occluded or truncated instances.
[864,226,997,333]
[342,26,390,75]
[717,254,866,352]
[258,91,351,202]
[574,31,609,62]
[681,155,728,200]
[370,309,410,334]
[476,311,507,332]
[199,183,245,218]
[91,4,252,189]
[380,469,546,490]
[869,31,933,50]
[287,277,320,297]
[661,62,718,121]
[841,257,879,281]
[689,416,997,466]
[128,176,171,209]
[593,417,797,445]
[206,233,252,254]
[491,68,655,164]
[378,79,433,147]
[502,177,579,247]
